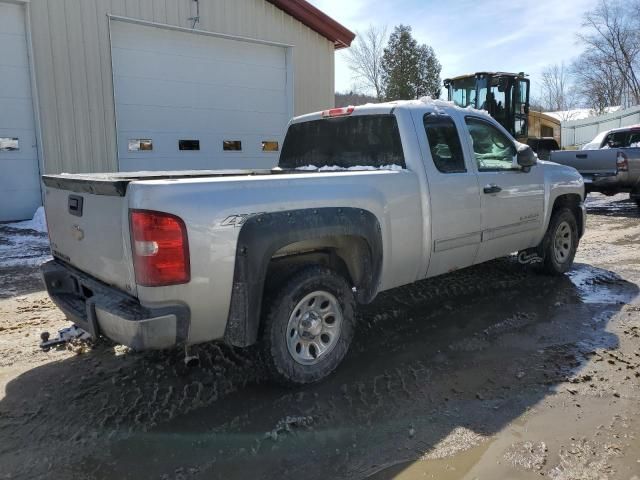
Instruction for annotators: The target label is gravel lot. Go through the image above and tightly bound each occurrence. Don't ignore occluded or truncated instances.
[1,194,639,480]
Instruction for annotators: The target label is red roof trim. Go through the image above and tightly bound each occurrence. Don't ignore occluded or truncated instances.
[266,0,355,49]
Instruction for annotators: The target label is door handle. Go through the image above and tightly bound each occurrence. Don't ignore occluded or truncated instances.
[483,184,502,194]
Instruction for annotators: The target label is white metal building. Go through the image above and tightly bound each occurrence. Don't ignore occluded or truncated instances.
[0,0,354,221]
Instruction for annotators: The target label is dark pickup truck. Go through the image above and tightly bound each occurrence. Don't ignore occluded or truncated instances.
[550,125,640,207]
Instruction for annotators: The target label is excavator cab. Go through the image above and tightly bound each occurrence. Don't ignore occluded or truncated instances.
[444,72,530,141]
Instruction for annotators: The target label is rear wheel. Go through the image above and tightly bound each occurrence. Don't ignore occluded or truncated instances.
[540,208,579,275]
[261,265,355,385]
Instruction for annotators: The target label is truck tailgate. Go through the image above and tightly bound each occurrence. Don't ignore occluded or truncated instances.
[550,149,617,176]
[43,182,136,295]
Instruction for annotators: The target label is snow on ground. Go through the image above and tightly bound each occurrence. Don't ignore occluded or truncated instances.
[0,207,51,268]
[5,207,47,233]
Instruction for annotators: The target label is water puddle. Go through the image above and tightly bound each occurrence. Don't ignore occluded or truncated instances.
[567,264,637,305]
[367,438,492,480]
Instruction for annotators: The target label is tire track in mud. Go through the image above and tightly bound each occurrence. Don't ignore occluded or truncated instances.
[141,268,598,479]
[53,260,543,479]
[2,257,637,479]
[161,263,637,480]
[0,340,266,478]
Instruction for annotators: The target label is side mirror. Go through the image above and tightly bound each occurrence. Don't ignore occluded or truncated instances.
[516,143,537,169]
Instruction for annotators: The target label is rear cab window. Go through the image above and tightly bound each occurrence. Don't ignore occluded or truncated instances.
[278,114,406,170]
[628,131,640,147]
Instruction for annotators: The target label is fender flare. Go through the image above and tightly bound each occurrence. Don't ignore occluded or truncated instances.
[223,207,383,347]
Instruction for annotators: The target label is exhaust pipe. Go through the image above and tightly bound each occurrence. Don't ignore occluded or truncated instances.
[184,346,200,368]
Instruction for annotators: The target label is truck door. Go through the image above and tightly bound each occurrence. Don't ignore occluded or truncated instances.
[413,111,483,277]
[463,116,544,263]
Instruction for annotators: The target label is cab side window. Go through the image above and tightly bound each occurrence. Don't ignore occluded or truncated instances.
[423,114,466,173]
[603,131,627,148]
[465,117,517,171]
[628,132,640,147]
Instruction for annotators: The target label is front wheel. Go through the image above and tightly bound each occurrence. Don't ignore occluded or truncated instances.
[261,265,356,385]
[540,208,579,275]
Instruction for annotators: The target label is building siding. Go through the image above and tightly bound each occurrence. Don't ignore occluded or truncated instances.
[28,0,336,174]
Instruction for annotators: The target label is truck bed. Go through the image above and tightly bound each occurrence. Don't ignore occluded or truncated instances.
[550,147,640,193]
[549,150,618,176]
[42,169,278,196]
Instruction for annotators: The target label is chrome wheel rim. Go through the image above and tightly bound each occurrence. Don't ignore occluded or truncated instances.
[286,290,342,365]
[553,221,572,264]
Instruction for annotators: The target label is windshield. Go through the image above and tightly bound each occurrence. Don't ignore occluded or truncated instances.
[279,115,406,169]
[478,76,512,128]
[449,77,477,108]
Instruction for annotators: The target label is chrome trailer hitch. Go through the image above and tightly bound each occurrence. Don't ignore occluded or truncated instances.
[39,325,91,352]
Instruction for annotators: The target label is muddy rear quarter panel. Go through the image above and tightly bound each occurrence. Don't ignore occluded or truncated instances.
[127,170,423,344]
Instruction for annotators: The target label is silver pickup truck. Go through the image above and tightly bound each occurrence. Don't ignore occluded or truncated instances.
[41,100,586,384]
[550,125,640,207]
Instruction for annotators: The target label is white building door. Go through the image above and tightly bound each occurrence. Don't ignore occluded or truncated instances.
[0,2,40,221]
[110,20,293,172]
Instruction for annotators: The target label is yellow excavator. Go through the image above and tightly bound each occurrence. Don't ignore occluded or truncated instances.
[444,72,561,158]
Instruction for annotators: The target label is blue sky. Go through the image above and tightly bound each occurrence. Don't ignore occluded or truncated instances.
[308,0,598,99]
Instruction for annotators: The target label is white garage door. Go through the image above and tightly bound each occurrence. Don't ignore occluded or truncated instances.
[110,20,292,172]
[0,2,40,221]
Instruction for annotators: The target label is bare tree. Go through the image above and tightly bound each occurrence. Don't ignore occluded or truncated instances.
[345,25,387,101]
[540,63,580,119]
[571,50,624,113]
[528,97,546,112]
[335,91,377,107]
[578,0,640,106]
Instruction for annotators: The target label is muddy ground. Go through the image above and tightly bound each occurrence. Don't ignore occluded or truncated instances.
[0,194,639,480]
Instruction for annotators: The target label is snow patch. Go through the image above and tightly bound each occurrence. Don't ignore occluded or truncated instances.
[6,206,48,233]
[296,164,404,172]
[0,207,51,269]
[418,96,493,118]
[545,106,622,122]
[421,427,485,460]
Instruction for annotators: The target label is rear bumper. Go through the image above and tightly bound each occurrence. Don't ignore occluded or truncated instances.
[584,171,633,193]
[41,260,189,350]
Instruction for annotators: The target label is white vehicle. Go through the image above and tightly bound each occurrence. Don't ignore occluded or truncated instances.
[582,130,611,150]
[41,99,586,384]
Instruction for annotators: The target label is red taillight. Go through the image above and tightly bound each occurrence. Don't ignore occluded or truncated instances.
[129,210,190,287]
[616,151,629,172]
[322,106,355,118]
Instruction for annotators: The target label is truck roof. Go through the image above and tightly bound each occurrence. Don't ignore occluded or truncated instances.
[291,97,493,124]
[606,123,640,134]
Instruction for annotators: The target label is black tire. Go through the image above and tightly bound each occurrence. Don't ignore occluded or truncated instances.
[261,265,355,385]
[540,208,579,275]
